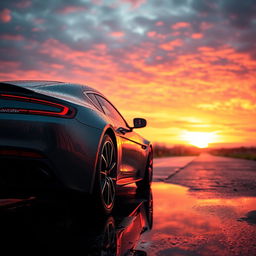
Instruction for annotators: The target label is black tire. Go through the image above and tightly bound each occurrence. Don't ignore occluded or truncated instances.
[93,134,117,215]
[136,150,153,191]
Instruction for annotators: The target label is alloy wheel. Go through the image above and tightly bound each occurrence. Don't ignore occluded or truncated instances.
[99,139,116,209]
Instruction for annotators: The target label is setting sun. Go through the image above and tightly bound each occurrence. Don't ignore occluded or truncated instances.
[181,132,218,148]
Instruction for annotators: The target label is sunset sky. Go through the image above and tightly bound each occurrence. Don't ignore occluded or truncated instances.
[0,0,256,147]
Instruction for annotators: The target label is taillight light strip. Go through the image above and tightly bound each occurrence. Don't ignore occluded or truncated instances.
[0,93,74,118]
[0,149,44,158]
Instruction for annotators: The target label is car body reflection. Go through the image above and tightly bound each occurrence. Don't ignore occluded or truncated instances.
[0,187,152,256]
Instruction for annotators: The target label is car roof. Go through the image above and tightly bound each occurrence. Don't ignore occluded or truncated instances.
[2,80,101,94]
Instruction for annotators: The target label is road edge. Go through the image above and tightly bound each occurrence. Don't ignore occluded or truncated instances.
[164,156,197,181]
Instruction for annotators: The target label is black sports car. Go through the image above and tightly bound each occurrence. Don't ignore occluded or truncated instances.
[0,81,153,214]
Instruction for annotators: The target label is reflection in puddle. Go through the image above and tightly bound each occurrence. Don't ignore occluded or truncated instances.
[0,188,152,256]
[137,183,256,256]
[1,183,256,255]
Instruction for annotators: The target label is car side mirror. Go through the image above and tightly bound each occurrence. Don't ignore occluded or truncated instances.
[133,118,147,129]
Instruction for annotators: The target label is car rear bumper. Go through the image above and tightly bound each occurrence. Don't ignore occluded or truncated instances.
[0,114,102,195]
[0,156,59,196]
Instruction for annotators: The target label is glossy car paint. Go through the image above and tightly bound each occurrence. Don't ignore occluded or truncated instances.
[0,81,151,195]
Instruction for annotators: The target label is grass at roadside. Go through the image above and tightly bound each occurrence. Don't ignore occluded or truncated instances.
[211,153,256,161]
[210,147,256,161]
[153,144,201,158]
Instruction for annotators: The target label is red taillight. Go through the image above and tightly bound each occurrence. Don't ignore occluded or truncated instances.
[0,93,75,118]
[0,149,44,158]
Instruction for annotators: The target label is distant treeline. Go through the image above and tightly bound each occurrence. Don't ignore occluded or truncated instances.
[210,147,256,161]
[153,144,201,158]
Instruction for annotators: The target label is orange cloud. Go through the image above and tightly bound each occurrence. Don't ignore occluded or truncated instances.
[200,22,213,30]
[192,33,203,39]
[94,44,107,51]
[0,34,24,41]
[147,31,156,37]
[172,22,191,30]
[160,39,183,51]
[0,9,11,23]
[110,31,125,37]
[0,61,20,70]
[121,0,146,8]
[147,31,166,39]
[155,21,164,26]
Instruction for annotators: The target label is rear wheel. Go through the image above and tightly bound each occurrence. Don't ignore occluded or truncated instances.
[136,150,153,191]
[93,134,117,215]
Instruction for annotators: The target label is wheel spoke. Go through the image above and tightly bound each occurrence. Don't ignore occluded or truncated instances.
[101,178,107,193]
[101,154,108,168]
[108,162,116,174]
[109,143,113,166]
[104,145,109,168]
[107,178,111,205]
[107,143,111,168]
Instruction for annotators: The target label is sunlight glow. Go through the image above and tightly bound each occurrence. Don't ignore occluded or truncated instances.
[181,131,218,148]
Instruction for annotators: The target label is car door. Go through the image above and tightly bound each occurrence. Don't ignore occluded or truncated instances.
[94,95,147,182]
[118,128,148,181]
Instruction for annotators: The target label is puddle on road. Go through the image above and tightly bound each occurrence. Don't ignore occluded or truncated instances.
[137,182,256,256]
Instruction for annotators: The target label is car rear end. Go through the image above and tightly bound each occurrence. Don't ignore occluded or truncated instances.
[0,82,101,196]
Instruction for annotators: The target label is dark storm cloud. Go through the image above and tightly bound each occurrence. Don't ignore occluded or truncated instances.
[220,0,256,28]
[191,0,218,14]
[190,0,256,27]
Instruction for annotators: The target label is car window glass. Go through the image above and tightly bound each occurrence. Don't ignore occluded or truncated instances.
[86,93,103,112]
[95,95,127,126]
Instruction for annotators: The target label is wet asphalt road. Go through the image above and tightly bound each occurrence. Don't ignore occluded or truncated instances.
[164,154,256,198]
[135,154,256,256]
[1,154,256,256]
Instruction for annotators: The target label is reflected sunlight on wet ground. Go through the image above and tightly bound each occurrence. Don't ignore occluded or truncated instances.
[1,182,256,255]
[137,183,256,256]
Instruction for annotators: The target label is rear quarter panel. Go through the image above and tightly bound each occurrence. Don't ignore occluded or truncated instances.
[0,112,104,193]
